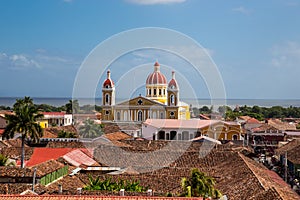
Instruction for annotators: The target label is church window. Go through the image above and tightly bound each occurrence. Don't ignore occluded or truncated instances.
[159,89,162,95]
[152,112,157,119]
[117,112,120,121]
[163,89,166,95]
[105,110,110,115]
[105,94,110,105]
[138,110,143,121]
[149,89,151,95]
[137,99,143,105]
[170,94,175,105]
[124,111,128,121]
[154,89,156,95]
[160,112,164,119]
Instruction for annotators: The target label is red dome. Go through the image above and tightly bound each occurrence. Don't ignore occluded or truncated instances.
[168,71,178,89]
[103,79,114,88]
[103,70,114,88]
[146,62,167,85]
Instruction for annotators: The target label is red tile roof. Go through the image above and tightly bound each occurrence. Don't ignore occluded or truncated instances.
[26,148,73,167]
[42,112,66,116]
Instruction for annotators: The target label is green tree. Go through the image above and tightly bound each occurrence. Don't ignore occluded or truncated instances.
[2,97,43,168]
[79,119,104,138]
[199,106,211,114]
[181,168,222,198]
[84,176,147,192]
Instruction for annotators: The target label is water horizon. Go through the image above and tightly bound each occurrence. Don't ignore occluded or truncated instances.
[1,97,300,108]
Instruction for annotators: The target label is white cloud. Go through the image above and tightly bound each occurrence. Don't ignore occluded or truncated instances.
[9,54,41,69]
[232,6,251,15]
[126,0,186,5]
[0,52,8,60]
[270,41,300,68]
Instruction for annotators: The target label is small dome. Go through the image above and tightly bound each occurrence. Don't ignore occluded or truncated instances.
[168,71,179,89]
[103,70,114,88]
[146,62,167,85]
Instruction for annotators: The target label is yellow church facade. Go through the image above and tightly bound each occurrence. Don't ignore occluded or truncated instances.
[101,62,190,122]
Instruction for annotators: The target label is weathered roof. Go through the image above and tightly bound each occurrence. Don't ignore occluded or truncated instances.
[62,149,97,167]
[0,195,203,200]
[103,132,132,141]
[276,139,300,155]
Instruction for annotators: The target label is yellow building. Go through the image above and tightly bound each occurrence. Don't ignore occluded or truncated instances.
[101,62,190,122]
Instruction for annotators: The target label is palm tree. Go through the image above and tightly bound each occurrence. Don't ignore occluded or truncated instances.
[65,99,80,114]
[79,119,104,138]
[2,97,44,168]
[181,168,222,198]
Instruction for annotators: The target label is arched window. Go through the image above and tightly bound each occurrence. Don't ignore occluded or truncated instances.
[233,134,238,140]
[158,131,165,140]
[159,89,162,95]
[116,112,120,121]
[105,94,110,105]
[154,89,157,95]
[170,131,177,140]
[123,111,128,121]
[152,111,157,119]
[170,94,175,104]
[149,89,151,95]
[138,110,143,121]
[160,112,164,119]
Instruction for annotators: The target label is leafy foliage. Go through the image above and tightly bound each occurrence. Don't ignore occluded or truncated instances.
[84,176,147,192]
[2,96,44,168]
[181,168,222,198]
[57,130,77,138]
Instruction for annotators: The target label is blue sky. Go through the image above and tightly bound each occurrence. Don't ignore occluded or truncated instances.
[0,0,300,99]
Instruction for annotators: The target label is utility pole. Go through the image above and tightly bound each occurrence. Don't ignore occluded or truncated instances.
[32,168,37,192]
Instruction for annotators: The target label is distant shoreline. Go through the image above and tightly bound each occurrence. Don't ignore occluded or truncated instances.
[1,97,300,108]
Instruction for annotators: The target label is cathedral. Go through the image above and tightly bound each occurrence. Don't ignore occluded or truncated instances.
[101,62,190,122]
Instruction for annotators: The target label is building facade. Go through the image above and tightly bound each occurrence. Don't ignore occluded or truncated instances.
[101,62,190,122]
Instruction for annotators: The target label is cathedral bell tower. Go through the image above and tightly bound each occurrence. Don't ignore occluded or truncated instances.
[166,71,179,119]
[102,70,115,121]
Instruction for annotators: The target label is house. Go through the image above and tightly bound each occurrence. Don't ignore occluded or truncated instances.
[38,112,73,128]
[142,119,242,141]
[245,124,285,154]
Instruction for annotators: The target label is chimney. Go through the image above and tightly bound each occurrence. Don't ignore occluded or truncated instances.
[147,189,153,196]
[58,184,62,194]
[119,189,125,196]
[77,188,82,195]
